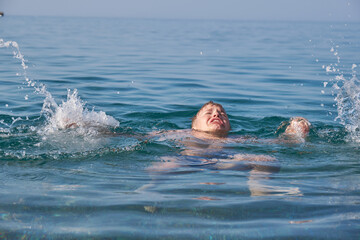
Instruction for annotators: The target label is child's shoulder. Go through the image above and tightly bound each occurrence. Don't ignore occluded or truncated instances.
[149,129,192,141]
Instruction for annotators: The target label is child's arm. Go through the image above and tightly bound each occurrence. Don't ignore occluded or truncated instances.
[247,169,302,196]
[231,117,311,144]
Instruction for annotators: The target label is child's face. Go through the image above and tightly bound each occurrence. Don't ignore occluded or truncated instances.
[285,117,311,138]
[192,104,230,134]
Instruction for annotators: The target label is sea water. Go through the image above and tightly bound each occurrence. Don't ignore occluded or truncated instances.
[0,16,359,239]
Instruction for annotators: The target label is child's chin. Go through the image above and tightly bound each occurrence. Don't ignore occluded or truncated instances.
[209,126,222,131]
[210,123,224,129]
[210,127,228,134]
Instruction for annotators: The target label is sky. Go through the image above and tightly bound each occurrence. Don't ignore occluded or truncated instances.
[1,0,359,22]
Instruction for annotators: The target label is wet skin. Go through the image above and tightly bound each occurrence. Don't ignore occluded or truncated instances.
[192,104,231,136]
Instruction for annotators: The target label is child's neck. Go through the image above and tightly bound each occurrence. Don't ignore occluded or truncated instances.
[191,129,228,140]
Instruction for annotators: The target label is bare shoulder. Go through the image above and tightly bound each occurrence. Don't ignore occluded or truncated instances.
[149,129,191,140]
[227,135,259,143]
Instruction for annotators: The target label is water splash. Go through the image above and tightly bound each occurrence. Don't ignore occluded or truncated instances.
[0,39,27,70]
[40,88,119,135]
[0,38,123,159]
[323,45,360,142]
[1,38,119,138]
[333,68,360,142]
[0,38,42,92]
[0,38,57,115]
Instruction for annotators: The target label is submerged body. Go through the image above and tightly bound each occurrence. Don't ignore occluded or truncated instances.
[144,101,311,196]
[150,101,311,170]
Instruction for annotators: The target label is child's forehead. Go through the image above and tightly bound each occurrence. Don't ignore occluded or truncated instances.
[200,104,225,112]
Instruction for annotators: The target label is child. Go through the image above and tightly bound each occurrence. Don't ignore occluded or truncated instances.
[141,101,311,196]
[191,101,310,139]
[149,100,311,171]
[191,101,231,137]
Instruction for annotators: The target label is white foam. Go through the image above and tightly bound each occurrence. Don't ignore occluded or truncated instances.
[326,65,337,73]
[1,38,120,139]
[334,74,360,142]
[324,46,360,142]
[41,89,119,135]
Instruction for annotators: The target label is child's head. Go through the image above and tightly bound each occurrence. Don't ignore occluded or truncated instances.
[192,101,231,135]
[285,117,311,138]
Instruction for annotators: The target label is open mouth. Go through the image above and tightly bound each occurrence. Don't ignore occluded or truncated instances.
[210,118,223,125]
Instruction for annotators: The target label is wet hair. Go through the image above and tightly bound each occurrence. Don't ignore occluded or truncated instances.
[191,101,226,128]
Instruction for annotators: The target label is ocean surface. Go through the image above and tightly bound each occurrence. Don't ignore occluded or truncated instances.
[0,16,359,239]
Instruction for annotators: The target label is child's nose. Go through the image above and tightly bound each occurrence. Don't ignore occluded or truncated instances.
[213,111,220,117]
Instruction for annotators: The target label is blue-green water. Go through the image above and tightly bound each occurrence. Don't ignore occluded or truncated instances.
[0,16,359,239]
